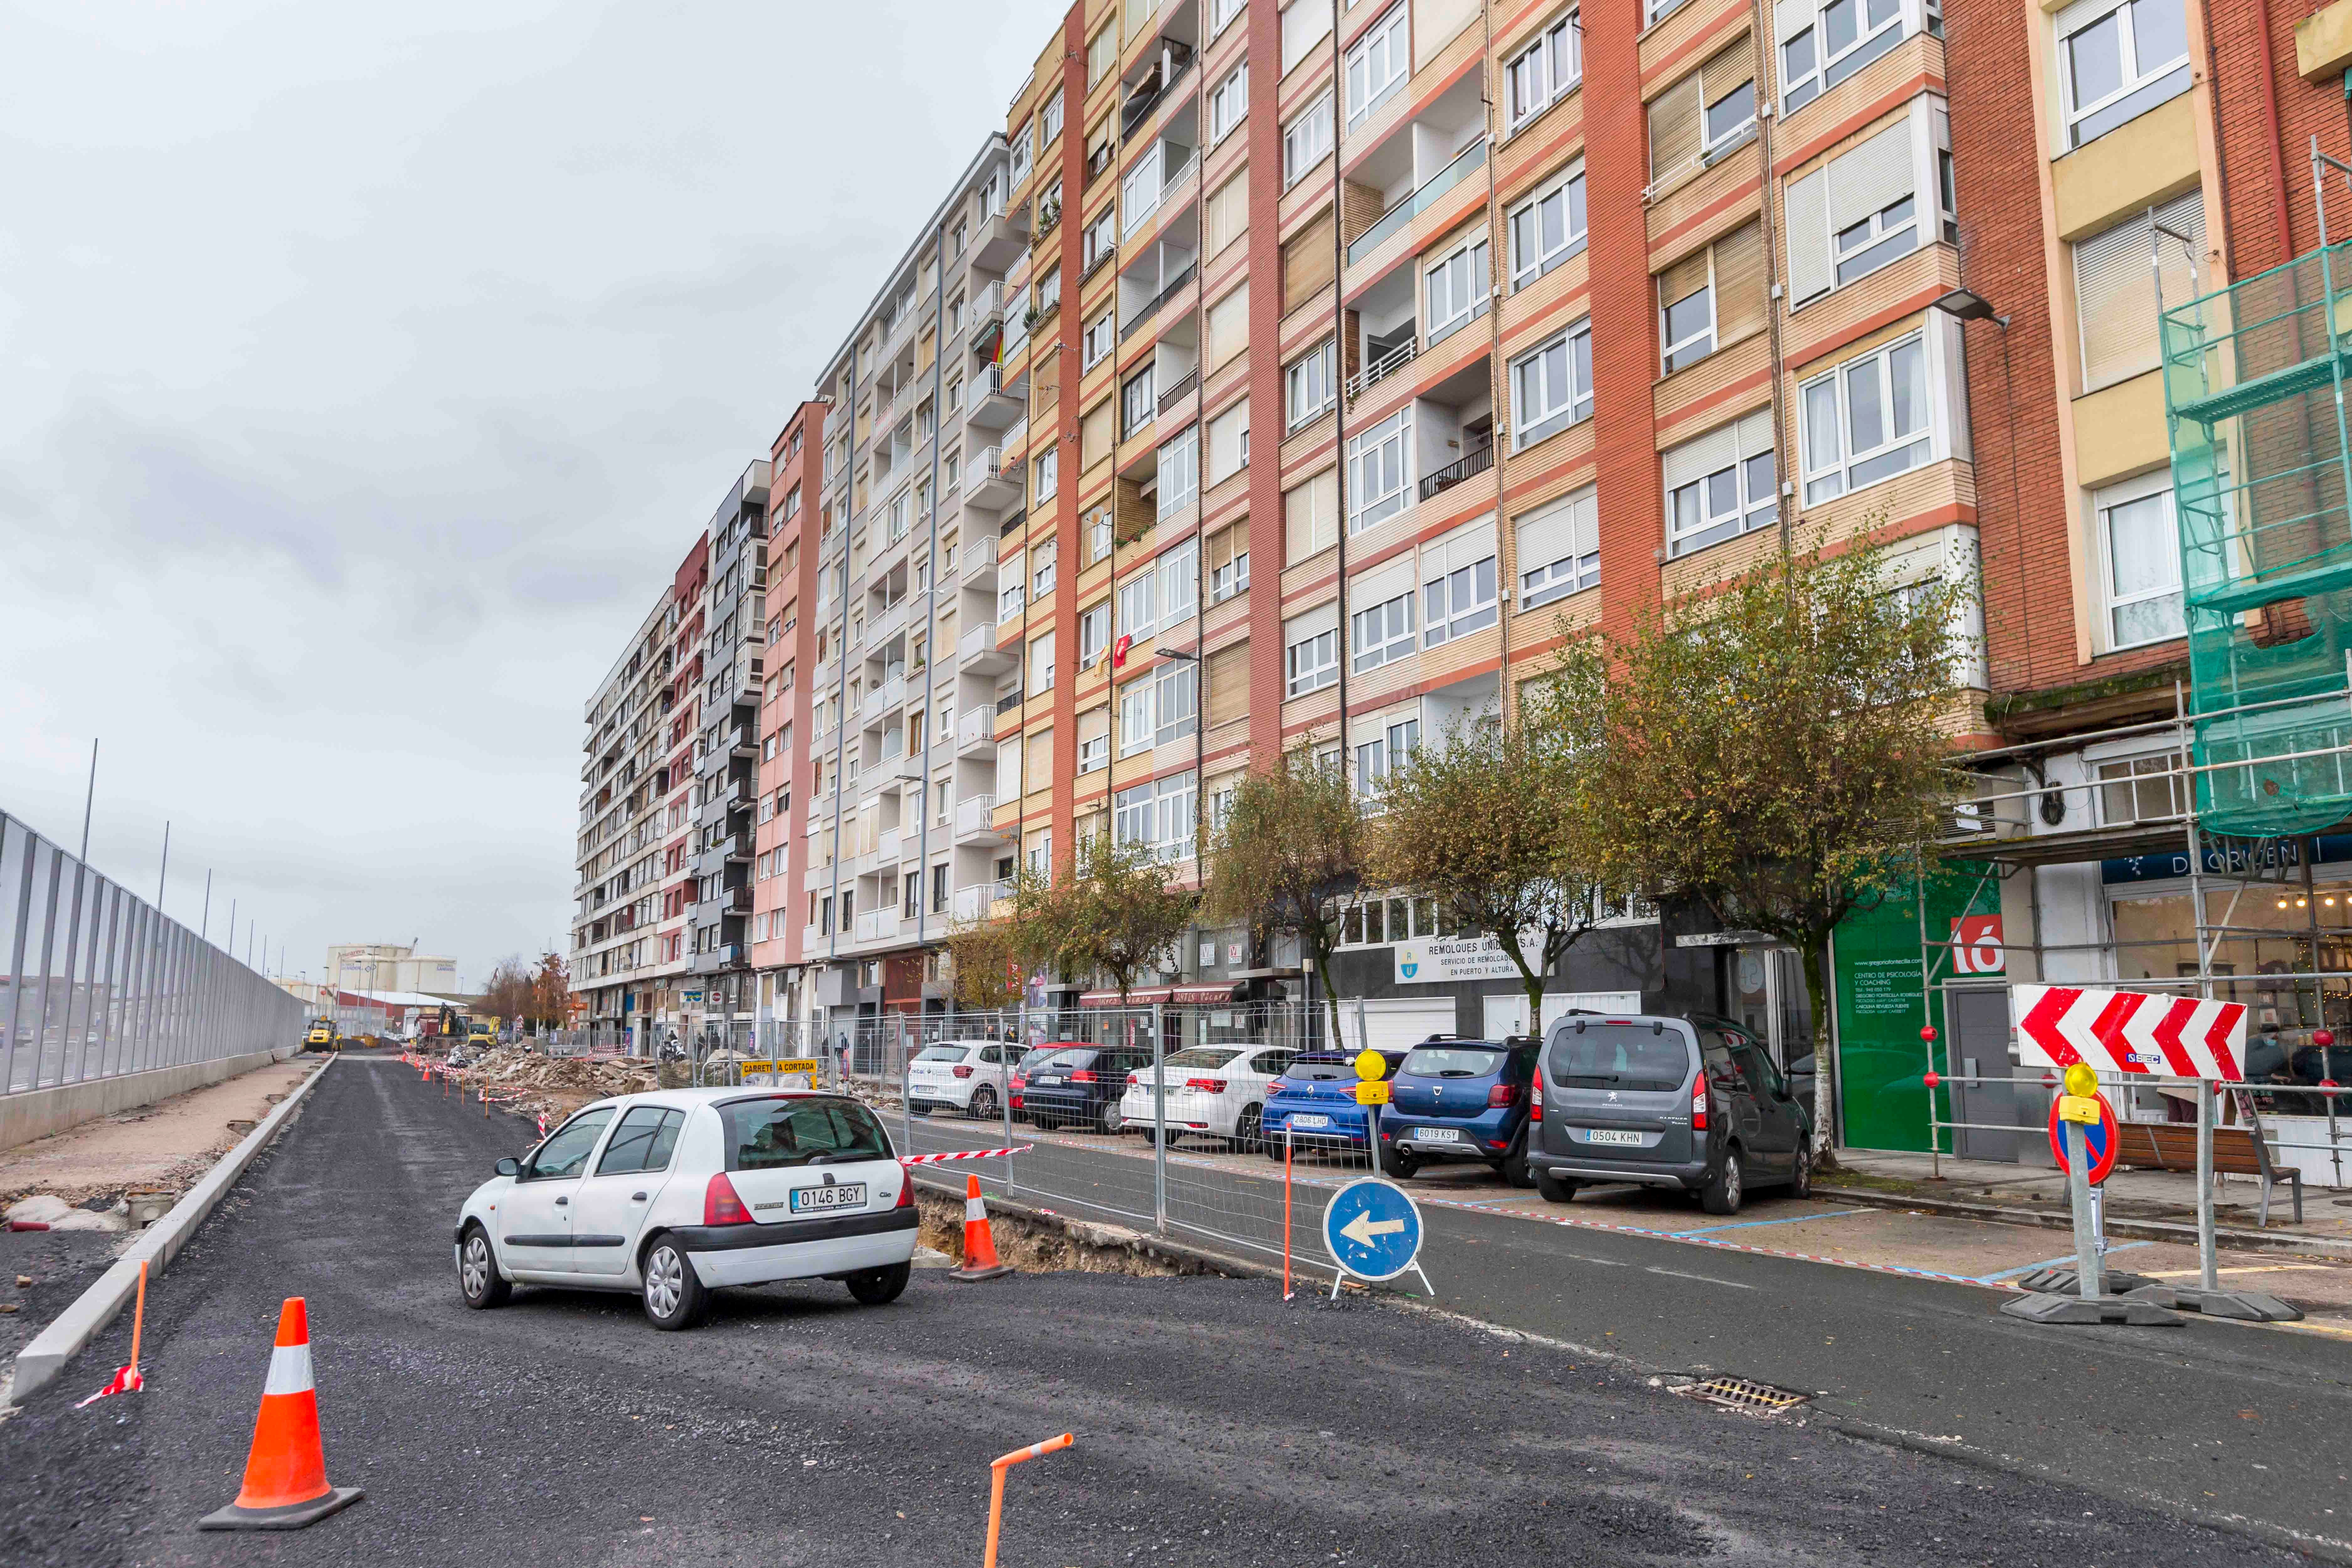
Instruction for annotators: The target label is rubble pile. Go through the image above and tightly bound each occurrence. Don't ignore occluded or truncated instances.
[437,1046,661,1123]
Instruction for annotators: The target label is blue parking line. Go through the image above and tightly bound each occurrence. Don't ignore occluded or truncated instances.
[1973,1242,2152,1283]
[1670,1208,1874,1237]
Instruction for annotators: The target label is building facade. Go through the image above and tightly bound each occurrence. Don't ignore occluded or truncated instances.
[324,942,459,997]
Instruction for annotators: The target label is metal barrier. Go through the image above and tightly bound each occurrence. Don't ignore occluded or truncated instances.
[0,810,301,1094]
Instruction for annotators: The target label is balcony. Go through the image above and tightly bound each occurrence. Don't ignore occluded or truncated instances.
[956,706,996,755]
[1344,332,1419,404]
[968,446,1021,508]
[959,530,999,589]
[1157,368,1199,416]
[970,210,1025,273]
[1120,260,1196,344]
[855,909,903,944]
[951,880,1011,923]
[958,619,1012,674]
[969,362,1021,428]
[1120,39,1195,137]
[1346,137,1489,269]
[953,794,1007,846]
[1419,440,1494,501]
[1121,141,1197,241]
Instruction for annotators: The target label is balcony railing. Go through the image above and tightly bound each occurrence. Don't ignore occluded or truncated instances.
[1343,336,1420,402]
[1120,259,1198,344]
[953,795,1000,839]
[1120,39,1196,136]
[1157,368,1199,415]
[1345,137,1490,268]
[952,880,1012,922]
[1417,441,1495,501]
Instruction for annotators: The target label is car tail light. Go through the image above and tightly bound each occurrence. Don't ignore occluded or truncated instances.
[1010,1076,1027,1092]
[1487,1083,1522,1108]
[1128,1072,1140,1087]
[1186,1077,1227,1094]
[952,1065,974,1079]
[894,1172,914,1209]
[1531,1075,1544,1114]
[1070,1068,1098,1083]
[703,1172,751,1226]
[1010,1095,1024,1109]
[1691,1076,1708,1131]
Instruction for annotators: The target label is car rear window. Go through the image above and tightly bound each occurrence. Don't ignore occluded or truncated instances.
[1164,1047,1242,1069]
[1281,1056,1353,1082]
[1038,1048,1096,1069]
[721,1097,891,1170]
[1547,1025,1693,1092]
[1401,1045,1505,1078]
[914,1045,968,1062]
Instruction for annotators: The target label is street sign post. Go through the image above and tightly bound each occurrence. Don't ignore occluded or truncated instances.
[1321,1177,1430,1297]
[2060,1064,2103,1300]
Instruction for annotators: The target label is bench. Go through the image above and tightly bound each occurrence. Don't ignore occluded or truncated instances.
[2111,1117,2303,1226]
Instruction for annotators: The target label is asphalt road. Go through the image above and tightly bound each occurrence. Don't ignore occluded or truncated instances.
[0,1052,2329,1568]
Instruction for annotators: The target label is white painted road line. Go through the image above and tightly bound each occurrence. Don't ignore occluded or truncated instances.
[1644,1266,1756,1289]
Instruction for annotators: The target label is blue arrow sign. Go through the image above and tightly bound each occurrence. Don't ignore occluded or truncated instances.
[1323,1177,1425,1282]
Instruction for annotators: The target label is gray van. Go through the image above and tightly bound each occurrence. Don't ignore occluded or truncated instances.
[1528,1013,1811,1215]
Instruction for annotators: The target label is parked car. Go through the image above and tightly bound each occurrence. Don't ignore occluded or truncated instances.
[905,1040,1015,1119]
[454,1088,918,1329]
[1527,1013,1810,1215]
[1377,1037,1539,1185]
[1009,1044,1080,1126]
[1018,1046,1151,1133]
[1116,1044,1297,1149]
[1259,1050,1406,1158]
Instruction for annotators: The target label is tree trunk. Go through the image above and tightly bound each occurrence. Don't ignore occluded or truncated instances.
[1314,947,1343,1054]
[1802,934,1840,1168]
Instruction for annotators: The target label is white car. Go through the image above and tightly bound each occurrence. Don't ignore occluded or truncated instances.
[1115,1044,1298,1149]
[453,1088,919,1330]
[904,1039,1015,1119]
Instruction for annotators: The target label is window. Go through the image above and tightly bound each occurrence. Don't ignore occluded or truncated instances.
[1030,630,1056,692]
[1507,161,1586,289]
[1119,660,1198,753]
[1206,169,1250,256]
[1779,0,1917,115]
[1783,106,1942,306]
[1083,207,1117,272]
[1033,447,1058,501]
[1339,892,1445,946]
[1032,539,1057,598]
[1424,236,1490,342]
[524,1108,615,1180]
[1208,400,1250,485]
[1510,320,1593,447]
[1010,124,1032,187]
[1345,5,1410,126]
[1284,92,1334,187]
[1516,487,1599,608]
[1664,410,1777,557]
[1283,211,1337,313]
[1082,309,1115,373]
[1157,426,1200,517]
[1507,11,1582,129]
[2098,749,2187,826]
[1286,340,1337,428]
[1658,222,1764,374]
[1085,506,1114,564]
[1121,143,1165,238]
[1356,718,1420,801]
[1210,65,1248,143]
[1285,468,1338,562]
[1115,772,1198,861]
[1423,525,1498,646]
[1347,408,1414,532]
[1080,601,1111,667]
[932,863,950,913]
[1208,520,1251,601]
[721,1097,888,1172]
[1211,0,1246,37]
[1088,24,1116,86]
[2058,0,2189,149]
[1647,45,1754,189]
[1116,538,1199,639]
[1078,705,1110,773]
[903,869,920,919]
[1042,95,1064,147]
[1282,0,1334,72]
[1800,331,1936,503]
[2074,190,2205,391]
[1286,611,1339,696]
[1351,590,1415,672]
[1205,283,1250,372]
[2096,471,2185,648]
[1123,365,1157,437]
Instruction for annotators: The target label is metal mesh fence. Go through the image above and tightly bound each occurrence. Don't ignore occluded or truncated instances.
[0,810,304,1094]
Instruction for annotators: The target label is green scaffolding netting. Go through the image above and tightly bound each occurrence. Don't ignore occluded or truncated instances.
[2163,238,2352,837]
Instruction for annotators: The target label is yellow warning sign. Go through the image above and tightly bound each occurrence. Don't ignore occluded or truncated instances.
[1354,1080,1392,1106]
[2057,1094,2102,1125]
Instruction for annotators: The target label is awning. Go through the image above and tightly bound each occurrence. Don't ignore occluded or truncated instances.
[1171,983,1242,1004]
[1078,987,1173,1007]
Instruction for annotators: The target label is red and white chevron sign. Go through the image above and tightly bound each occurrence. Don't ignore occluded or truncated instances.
[2010,984,2247,1080]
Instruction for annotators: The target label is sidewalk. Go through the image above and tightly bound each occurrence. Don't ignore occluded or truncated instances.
[1827,1145,2352,1249]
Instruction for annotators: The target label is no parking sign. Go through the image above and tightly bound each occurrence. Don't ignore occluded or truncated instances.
[2046,1089,2120,1186]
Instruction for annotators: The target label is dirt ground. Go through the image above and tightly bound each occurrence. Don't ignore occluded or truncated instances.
[0,1057,321,1207]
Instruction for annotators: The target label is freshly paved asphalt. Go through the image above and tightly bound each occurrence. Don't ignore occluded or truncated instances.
[0,1050,2333,1567]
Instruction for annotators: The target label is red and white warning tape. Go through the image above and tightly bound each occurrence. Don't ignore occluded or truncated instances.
[899,1144,1031,1166]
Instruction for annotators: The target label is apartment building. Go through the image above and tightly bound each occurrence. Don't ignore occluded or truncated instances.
[747,401,824,1035]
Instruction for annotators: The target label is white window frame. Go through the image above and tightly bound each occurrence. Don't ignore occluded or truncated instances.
[1666,433,1778,558]
[1284,93,1335,188]
[1115,771,1198,862]
[1507,162,1586,290]
[1344,4,1410,128]
[1423,551,1498,646]
[1702,74,1756,158]
[1157,426,1200,518]
[1834,192,1920,287]
[1079,602,1111,667]
[1083,207,1117,270]
[1799,331,1936,504]
[1042,96,1064,148]
[1287,621,1339,697]
[1659,256,1716,375]
[1083,308,1116,369]
[1424,236,1491,343]
[1506,11,1582,130]
[1780,0,1915,117]
[1210,0,1246,40]
[1123,364,1157,437]
[1351,591,1416,673]
[1210,64,1248,145]
[1033,446,1059,502]
[1009,126,1032,187]
[1356,718,1421,802]
[2057,0,2191,150]
[1347,408,1415,533]
[1510,319,1593,449]
[1209,531,1250,602]
[1516,488,1599,609]
[1286,340,1338,429]
[1122,142,1166,239]
[2095,469,2186,650]
[1120,661,1199,755]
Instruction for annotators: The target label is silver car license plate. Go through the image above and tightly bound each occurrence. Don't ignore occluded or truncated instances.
[790,1183,867,1213]
[1585,1129,1642,1146]
[1291,1113,1332,1129]
[1039,1075,1065,1085]
[1415,1126,1462,1142]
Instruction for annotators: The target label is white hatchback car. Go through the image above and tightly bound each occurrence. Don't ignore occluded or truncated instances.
[904,1039,1015,1119]
[1115,1044,1298,1149]
[453,1088,919,1330]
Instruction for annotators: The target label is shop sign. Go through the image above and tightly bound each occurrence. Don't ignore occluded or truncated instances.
[1949,914,2005,974]
[2103,832,2352,885]
[1393,933,1530,985]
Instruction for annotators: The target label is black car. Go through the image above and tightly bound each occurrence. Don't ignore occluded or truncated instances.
[1017,1046,1151,1133]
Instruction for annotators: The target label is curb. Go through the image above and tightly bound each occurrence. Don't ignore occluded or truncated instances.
[1818,1179,2352,1259]
[9,1054,337,1401]
[907,1171,1282,1283]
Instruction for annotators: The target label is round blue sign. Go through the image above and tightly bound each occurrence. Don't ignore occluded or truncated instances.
[1322,1177,1425,1282]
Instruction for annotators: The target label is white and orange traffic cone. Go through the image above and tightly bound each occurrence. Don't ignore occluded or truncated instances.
[197,1297,363,1531]
[950,1174,1013,1282]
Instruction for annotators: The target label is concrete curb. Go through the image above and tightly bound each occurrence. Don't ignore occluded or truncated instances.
[908,1171,1282,1283]
[1818,1179,2352,1259]
[9,1054,336,1401]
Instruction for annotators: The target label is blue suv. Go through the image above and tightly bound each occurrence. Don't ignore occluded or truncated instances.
[1259,1050,1405,1157]
[1378,1036,1539,1186]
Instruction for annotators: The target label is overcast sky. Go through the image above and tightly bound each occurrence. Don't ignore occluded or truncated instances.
[0,0,1063,993]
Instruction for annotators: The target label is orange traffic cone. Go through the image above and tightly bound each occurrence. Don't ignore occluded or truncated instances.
[198,1298,363,1530]
[950,1174,1013,1282]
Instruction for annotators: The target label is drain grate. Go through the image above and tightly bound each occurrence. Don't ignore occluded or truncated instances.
[1680,1377,1811,1413]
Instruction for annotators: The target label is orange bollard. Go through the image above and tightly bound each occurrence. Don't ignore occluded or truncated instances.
[949,1174,1013,1282]
[197,1298,363,1530]
[983,1432,1073,1568]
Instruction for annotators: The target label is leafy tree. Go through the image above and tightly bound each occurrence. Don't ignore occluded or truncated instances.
[1030,832,1195,1005]
[528,952,574,1031]
[479,956,535,1036]
[1368,713,1603,1034]
[944,913,1029,1011]
[1537,529,1968,1153]
[1203,743,1368,1048]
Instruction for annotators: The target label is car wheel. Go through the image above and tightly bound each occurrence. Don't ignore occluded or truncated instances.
[1379,1144,1420,1180]
[906,1098,928,1117]
[1700,1148,1745,1216]
[1231,1104,1263,1153]
[969,1085,999,1121]
[458,1225,510,1309]
[1097,1104,1123,1136]
[1788,1141,1813,1199]
[845,1261,911,1306]
[1500,1132,1534,1189]
[1264,1133,1290,1163]
[640,1235,710,1330]
[1533,1168,1579,1205]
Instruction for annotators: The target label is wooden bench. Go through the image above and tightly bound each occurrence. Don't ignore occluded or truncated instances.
[2111,1119,2304,1226]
